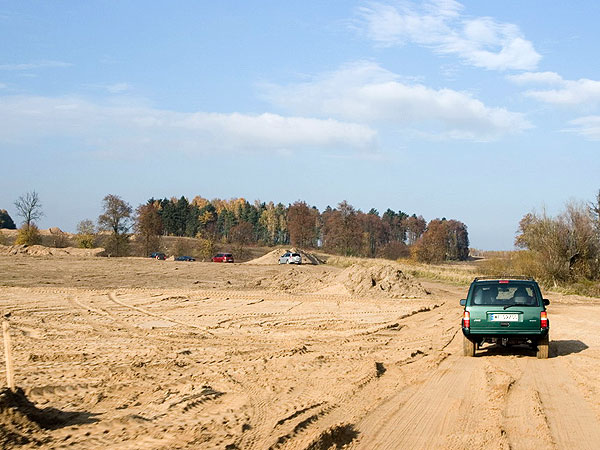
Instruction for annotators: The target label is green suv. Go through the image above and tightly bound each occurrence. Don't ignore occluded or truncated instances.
[460,277,550,359]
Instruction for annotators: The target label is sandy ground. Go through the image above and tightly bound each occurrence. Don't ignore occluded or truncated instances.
[0,256,599,449]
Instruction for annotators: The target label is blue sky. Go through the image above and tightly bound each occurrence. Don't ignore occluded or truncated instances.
[1,1,599,250]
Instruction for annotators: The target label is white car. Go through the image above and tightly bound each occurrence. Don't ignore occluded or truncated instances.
[279,252,302,265]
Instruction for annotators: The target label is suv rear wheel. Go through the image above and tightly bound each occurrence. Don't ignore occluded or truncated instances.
[536,335,549,359]
[463,335,476,357]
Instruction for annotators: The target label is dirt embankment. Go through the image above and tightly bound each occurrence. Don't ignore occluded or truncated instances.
[0,245,104,257]
[245,247,325,265]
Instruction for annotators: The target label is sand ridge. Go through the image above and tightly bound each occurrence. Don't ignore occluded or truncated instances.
[0,245,104,257]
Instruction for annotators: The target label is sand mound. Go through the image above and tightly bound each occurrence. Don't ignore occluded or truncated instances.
[252,261,428,299]
[251,266,332,291]
[319,263,429,299]
[0,387,95,447]
[246,247,324,265]
[0,388,51,447]
[0,244,104,257]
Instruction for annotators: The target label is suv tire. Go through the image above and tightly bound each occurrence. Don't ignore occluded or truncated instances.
[463,335,476,357]
[536,335,549,359]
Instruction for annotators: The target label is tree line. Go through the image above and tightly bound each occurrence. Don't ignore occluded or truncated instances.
[2,191,470,263]
[98,195,469,262]
[512,191,600,287]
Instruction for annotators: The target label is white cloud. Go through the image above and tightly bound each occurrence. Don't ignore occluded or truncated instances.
[565,116,600,140]
[262,62,531,141]
[0,60,72,71]
[106,83,131,94]
[0,95,377,156]
[508,71,600,105]
[355,1,540,71]
[529,80,600,105]
[507,71,564,85]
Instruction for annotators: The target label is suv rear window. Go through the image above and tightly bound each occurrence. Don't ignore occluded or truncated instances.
[291,253,300,257]
[471,283,539,306]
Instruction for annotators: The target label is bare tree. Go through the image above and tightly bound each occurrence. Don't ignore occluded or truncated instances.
[589,189,600,237]
[14,191,43,228]
[515,202,600,284]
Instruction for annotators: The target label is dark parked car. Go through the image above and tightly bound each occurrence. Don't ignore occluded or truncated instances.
[175,256,195,262]
[150,252,166,260]
[460,277,550,358]
[212,253,234,263]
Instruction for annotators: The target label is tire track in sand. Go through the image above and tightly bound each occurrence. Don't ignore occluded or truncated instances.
[107,291,214,335]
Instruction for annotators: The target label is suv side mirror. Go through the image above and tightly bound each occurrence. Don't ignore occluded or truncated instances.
[543,298,550,306]
[460,299,466,306]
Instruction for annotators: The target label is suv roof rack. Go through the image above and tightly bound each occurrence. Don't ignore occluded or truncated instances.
[473,276,535,282]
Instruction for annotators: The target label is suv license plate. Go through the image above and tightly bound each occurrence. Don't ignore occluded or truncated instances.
[489,313,519,322]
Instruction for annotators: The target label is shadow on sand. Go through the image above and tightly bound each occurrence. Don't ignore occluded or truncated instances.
[550,339,589,357]
[474,339,588,359]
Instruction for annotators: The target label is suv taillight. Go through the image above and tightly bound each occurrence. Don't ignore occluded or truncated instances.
[463,311,470,329]
[540,311,548,329]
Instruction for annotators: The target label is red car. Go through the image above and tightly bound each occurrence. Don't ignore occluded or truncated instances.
[212,253,234,263]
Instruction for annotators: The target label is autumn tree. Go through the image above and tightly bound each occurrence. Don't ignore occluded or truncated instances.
[287,201,316,248]
[76,219,96,248]
[135,202,163,255]
[197,203,218,240]
[259,202,278,245]
[322,201,362,256]
[275,203,289,244]
[405,214,427,245]
[412,219,449,263]
[98,194,132,256]
[230,221,253,260]
[377,241,410,260]
[360,210,388,257]
[15,224,41,245]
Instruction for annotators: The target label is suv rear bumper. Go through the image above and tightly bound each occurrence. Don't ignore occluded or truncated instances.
[462,327,548,340]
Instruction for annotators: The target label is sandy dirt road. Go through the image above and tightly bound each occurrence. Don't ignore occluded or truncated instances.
[0,256,599,449]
